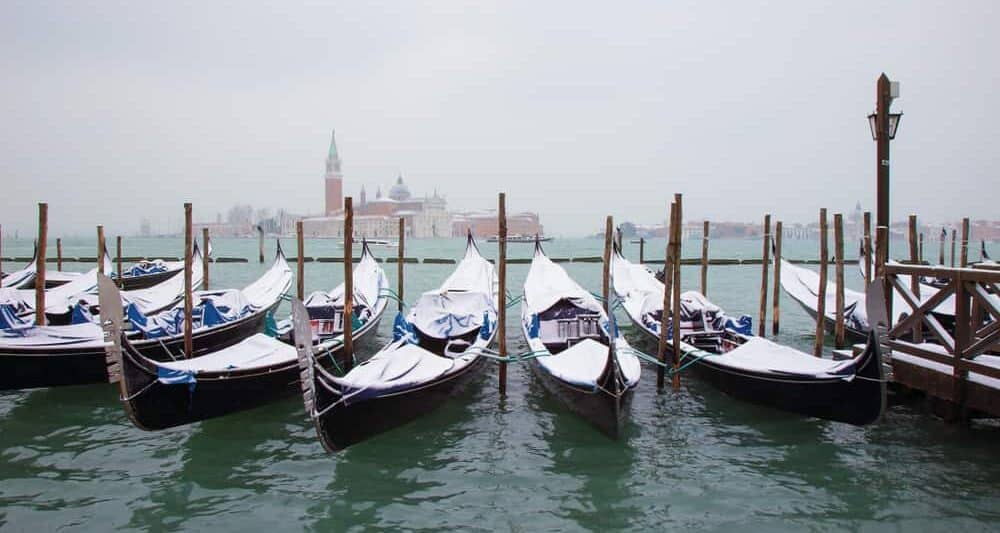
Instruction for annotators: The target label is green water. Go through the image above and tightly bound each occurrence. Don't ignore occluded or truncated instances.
[1,237,999,531]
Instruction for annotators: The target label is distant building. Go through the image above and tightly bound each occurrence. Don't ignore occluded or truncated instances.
[451,210,544,238]
[324,130,343,216]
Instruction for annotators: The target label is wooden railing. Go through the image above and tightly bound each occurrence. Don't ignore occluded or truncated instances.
[884,263,1000,409]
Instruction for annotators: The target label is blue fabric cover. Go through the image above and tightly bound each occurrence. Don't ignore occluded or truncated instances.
[69,303,93,325]
[0,304,28,330]
[124,261,169,277]
[133,291,252,340]
[725,315,753,336]
[478,311,493,340]
[527,313,540,339]
[392,312,417,344]
[157,366,197,393]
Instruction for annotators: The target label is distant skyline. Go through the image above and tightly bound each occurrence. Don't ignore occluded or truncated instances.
[2,1,998,238]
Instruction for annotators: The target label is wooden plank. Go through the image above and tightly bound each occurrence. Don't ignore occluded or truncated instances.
[885,263,1000,284]
[887,340,955,367]
[758,214,770,337]
[772,220,782,335]
[814,208,828,357]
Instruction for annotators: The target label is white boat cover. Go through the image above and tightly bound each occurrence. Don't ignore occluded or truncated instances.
[157,333,296,374]
[303,246,386,313]
[701,336,854,377]
[327,237,497,403]
[331,343,455,402]
[0,322,106,349]
[1,253,37,289]
[522,247,640,390]
[408,240,497,339]
[780,259,955,332]
[524,248,603,315]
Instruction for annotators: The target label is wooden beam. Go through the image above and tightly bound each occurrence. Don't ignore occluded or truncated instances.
[908,214,921,342]
[296,221,304,301]
[657,202,676,391]
[938,227,946,266]
[258,225,265,263]
[951,229,957,267]
[758,213,771,337]
[35,203,47,326]
[498,193,508,397]
[960,217,970,268]
[183,203,193,357]
[397,218,405,313]
[202,228,210,290]
[97,225,105,276]
[639,237,644,265]
[863,211,872,283]
[772,220,783,335]
[602,215,612,313]
[814,208,828,357]
[671,193,683,390]
[56,237,62,271]
[343,197,354,371]
[834,213,845,347]
[701,220,709,297]
[116,235,123,289]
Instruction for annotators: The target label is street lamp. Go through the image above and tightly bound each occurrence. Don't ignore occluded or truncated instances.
[868,112,903,140]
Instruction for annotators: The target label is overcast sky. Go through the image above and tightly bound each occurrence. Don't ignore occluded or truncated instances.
[1,1,997,238]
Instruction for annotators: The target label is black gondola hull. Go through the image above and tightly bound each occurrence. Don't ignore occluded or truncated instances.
[119,269,182,291]
[528,358,633,439]
[119,313,382,430]
[312,355,486,452]
[690,342,885,426]
[0,307,273,391]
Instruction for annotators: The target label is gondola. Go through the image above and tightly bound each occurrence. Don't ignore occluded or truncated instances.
[113,241,213,290]
[612,250,886,426]
[279,240,390,350]
[520,240,640,438]
[102,243,387,430]
[0,244,284,391]
[1,245,40,289]
[295,233,498,452]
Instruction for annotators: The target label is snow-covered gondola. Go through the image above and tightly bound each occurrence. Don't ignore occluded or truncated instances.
[612,251,886,426]
[102,243,387,430]
[521,241,639,438]
[0,245,285,391]
[295,233,498,452]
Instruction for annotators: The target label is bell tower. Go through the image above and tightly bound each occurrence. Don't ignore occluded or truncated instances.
[324,129,343,215]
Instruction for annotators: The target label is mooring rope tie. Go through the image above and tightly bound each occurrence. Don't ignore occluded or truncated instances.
[280,294,293,302]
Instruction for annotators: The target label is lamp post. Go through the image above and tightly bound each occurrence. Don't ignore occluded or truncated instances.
[869,73,901,320]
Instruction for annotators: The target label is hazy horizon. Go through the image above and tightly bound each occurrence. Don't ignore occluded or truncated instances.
[2,1,998,238]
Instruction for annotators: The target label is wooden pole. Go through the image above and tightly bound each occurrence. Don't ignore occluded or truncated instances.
[919,232,924,263]
[638,237,644,265]
[258,225,265,263]
[498,193,508,396]
[657,202,675,390]
[116,236,123,288]
[938,227,946,265]
[758,214,771,337]
[951,229,957,267]
[874,73,893,280]
[908,215,922,342]
[35,203,47,326]
[960,217,970,268]
[397,217,405,313]
[0,224,3,276]
[296,221,304,300]
[701,220,709,297]
[671,193,683,390]
[343,197,354,371]
[202,227,210,290]
[772,220,783,335]
[834,213,845,348]
[97,225,105,276]
[814,208,828,357]
[602,215,612,313]
[863,211,872,283]
[183,203,193,357]
[877,225,892,328]
[55,237,62,271]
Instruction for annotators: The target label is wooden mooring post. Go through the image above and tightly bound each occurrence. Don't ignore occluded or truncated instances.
[35,203,47,326]
[834,213,845,348]
[97,225,105,276]
[701,220,709,297]
[183,203,193,358]
[602,215,612,313]
[863,211,872,283]
[296,221,304,300]
[498,193,508,396]
[343,198,354,371]
[202,228,210,290]
[772,221,783,335]
[938,227,946,265]
[397,218,405,313]
[638,237,644,265]
[56,238,62,271]
[960,217,970,267]
[814,208,828,357]
[258,225,265,263]
[657,202,675,390]
[919,232,924,263]
[951,229,957,267]
[116,236,123,288]
[758,214,771,337]
[908,215,921,296]
[671,193,683,390]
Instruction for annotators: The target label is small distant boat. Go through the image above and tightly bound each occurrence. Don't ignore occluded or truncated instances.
[521,240,639,438]
[337,239,397,248]
[487,234,551,243]
[612,250,886,426]
[295,233,498,452]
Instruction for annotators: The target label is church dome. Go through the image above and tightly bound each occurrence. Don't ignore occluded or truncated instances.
[388,174,412,201]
